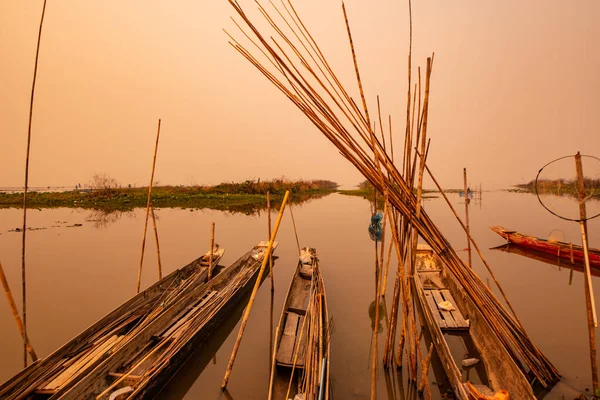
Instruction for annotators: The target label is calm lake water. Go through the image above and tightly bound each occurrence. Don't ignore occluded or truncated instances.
[0,191,598,399]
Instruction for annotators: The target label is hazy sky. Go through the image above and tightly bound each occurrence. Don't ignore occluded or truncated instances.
[1,1,598,189]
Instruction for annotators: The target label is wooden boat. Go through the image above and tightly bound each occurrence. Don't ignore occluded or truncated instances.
[50,242,275,399]
[491,243,600,278]
[269,247,330,400]
[491,226,600,268]
[0,247,224,400]
[413,244,539,399]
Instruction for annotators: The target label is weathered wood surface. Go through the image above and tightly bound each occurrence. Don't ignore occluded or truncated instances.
[414,245,537,400]
[56,245,266,399]
[269,247,329,400]
[0,252,221,400]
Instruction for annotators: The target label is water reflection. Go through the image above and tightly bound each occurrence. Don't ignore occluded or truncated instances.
[491,244,600,278]
[85,208,136,228]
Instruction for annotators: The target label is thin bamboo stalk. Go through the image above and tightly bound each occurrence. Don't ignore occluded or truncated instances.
[289,203,301,255]
[0,260,37,361]
[136,119,162,294]
[463,168,472,268]
[21,0,47,367]
[267,191,274,291]
[150,204,162,279]
[418,343,434,393]
[575,152,599,391]
[221,190,290,390]
[208,222,216,280]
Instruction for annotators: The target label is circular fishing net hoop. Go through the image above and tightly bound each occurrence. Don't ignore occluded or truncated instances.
[535,154,600,222]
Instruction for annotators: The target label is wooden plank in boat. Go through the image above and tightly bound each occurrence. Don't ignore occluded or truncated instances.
[424,291,447,329]
[431,290,458,329]
[294,316,307,367]
[277,312,305,367]
[39,335,121,392]
[288,279,311,314]
[441,290,469,329]
[161,290,217,338]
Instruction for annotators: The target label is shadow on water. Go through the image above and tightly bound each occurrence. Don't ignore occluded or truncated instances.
[84,209,136,228]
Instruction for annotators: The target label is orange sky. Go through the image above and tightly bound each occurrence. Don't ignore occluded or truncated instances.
[1,1,598,189]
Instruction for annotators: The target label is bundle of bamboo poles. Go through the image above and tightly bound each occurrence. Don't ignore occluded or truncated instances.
[223,0,560,388]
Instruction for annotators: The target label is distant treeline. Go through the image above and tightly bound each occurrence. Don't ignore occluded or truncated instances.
[0,178,338,211]
[517,178,600,197]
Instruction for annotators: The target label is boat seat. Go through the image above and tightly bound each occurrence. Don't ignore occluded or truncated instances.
[423,289,469,330]
[276,311,307,368]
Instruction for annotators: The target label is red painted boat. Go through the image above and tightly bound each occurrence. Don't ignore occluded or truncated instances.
[490,226,600,269]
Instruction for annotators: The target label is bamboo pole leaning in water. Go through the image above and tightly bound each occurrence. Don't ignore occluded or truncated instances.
[21,0,48,367]
[208,222,216,280]
[574,152,599,392]
[463,168,472,268]
[267,191,274,291]
[0,260,37,361]
[221,190,290,390]
[150,205,162,279]
[418,343,434,394]
[136,119,162,293]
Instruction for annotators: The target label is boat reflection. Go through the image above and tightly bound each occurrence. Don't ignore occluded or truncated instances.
[491,244,600,278]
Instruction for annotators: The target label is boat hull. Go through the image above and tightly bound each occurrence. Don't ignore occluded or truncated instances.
[491,226,600,268]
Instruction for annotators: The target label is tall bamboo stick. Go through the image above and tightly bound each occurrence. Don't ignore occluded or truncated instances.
[0,260,37,361]
[21,0,47,367]
[208,222,216,280]
[221,190,290,390]
[150,204,162,279]
[267,191,274,291]
[136,119,161,293]
[463,168,472,268]
[575,152,599,392]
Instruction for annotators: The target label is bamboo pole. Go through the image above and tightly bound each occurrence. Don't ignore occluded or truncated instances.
[21,0,47,367]
[136,119,162,294]
[150,205,162,279]
[267,191,274,291]
[221,190,290,390]
[0,260,37,361]
[418,343,434,393]
[463,168,472,268]
[289,203,301,256]
[208,222,216,280]
[574,152,599,392]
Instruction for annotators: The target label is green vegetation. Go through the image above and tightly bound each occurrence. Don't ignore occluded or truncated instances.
[515,179,600,198]
[0,179,338,213]
[337,180,456,198]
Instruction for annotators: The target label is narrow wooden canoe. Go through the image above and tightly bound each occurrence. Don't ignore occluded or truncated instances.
[269,247,330,400]
[52,242,275,399]
[491,226,600,268]
[0,247,224,400]
[413,244,538,399]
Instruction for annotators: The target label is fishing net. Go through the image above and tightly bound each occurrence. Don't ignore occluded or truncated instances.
[535,154,600,222]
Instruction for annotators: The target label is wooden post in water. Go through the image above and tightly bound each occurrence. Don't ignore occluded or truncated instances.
[267,191,274,291]
[221,191,290,390]
[574,152,599,393]
[21,0,48,367]
[463,168,472,268]
[0,260,37,361]
[136,119,161,293]
[150,205,162,279]
[208,222,215,280]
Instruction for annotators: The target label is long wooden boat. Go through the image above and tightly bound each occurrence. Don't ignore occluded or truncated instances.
[413,244,538,399]
[49,242,275,399]
[268,247,330,400]
[491,243,600,278]
[491,225,600,268]
[0,247,224,400]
